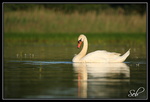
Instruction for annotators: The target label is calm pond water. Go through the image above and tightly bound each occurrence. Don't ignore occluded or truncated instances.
[3,43,147,99]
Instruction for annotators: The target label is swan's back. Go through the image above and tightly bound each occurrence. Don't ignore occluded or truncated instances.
[81,50,130,62]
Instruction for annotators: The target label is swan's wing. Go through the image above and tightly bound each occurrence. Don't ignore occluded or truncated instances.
[86,50,121,58]
[81,50,121,62]
[109,51,121,56]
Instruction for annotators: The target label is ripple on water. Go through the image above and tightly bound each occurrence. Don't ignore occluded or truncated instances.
[9,60,72,65]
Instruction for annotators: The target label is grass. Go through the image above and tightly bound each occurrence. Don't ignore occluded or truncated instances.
[4,8,146,34]
[4,32,146,46]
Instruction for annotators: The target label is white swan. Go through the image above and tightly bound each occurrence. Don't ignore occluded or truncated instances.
[72,34,130,62]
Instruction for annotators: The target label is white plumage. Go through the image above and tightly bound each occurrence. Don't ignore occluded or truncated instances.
[72,34,130,62]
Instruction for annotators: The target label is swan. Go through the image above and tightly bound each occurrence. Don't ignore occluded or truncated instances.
[72,34,130,62]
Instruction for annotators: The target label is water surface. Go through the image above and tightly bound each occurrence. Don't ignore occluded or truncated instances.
[3,43,147,99]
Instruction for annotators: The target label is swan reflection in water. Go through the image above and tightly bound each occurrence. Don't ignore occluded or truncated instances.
[73,62,130,98]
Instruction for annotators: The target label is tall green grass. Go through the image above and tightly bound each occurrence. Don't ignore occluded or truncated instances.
[4,8,146,34]
[4,32,146,46]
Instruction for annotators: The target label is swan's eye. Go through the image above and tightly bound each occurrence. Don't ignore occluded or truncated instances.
[79,39,82,41]
[78,39,82,43]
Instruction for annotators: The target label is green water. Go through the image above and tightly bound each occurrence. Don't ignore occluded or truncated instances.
[3,33,147,99]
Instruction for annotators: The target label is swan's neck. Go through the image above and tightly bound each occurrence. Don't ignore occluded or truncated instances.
[73,37,88,62]
[79,38,88,57]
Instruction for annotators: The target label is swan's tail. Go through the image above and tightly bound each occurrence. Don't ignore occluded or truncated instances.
[113,49,130,62]
[120,49,130,62]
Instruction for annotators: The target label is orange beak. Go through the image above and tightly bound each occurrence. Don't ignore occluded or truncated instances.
[77,41,82,48]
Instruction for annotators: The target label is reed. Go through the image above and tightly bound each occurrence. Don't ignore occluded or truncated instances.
[4,8,146,34]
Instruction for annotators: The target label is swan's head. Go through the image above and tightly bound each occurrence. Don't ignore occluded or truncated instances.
[77,34,86,48]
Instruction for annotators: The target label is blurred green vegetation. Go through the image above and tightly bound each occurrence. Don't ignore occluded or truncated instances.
[3,3,147,47]
[4,33,146,60]
[4,3,146,34]
[4,32,146,46]
[4,3,146,15]
[4,7,146,34]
